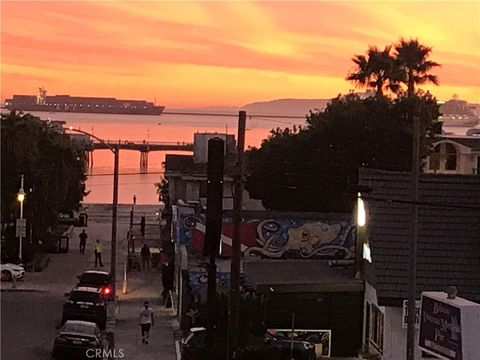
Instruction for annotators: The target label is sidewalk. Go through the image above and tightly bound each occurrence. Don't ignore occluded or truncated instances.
[115,269,179,360]
[1,227,103,294]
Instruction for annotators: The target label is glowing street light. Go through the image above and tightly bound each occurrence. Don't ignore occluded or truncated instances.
[17,175,26,262]
[357,193,366,227]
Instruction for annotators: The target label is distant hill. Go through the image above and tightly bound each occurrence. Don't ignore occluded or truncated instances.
[241,98,331,116]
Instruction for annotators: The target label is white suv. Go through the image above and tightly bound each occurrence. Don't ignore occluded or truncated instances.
[0,263,25,281]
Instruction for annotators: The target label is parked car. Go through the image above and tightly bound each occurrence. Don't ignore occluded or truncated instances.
[77,270,114,301]
[0,263,25,281]
[181,327,316,360]
[243,332,316,360]
[52,320,103,359]
[62,287,107,329]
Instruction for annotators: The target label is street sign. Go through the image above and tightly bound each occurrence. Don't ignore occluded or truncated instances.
[16,218,27,237]
[402,299,421,328]
[419,293,462,360]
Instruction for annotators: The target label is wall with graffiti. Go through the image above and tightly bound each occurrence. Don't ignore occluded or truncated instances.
[176,214,356,260]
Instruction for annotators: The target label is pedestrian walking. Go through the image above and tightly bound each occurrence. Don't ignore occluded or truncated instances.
[141,244,150,270]
[79,230,88,254]
[139,301,154,344]
[94,239,104,267]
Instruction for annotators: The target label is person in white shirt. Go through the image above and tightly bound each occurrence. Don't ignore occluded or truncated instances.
[139,301,154,344]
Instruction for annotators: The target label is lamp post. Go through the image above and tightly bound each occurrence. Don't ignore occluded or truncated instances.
[17,174,26,262]
[68,127,119,302]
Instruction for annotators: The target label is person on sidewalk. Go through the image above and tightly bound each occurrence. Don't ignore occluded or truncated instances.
[139,301,154,344]
[94,239,104,267]
[79,230,88,254]
[140,244,150,270]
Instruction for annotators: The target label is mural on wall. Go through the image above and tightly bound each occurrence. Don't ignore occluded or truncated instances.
[177,215,355,260]
[246,219,355,260]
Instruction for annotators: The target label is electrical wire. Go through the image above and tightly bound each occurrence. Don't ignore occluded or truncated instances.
[162,110,306,120]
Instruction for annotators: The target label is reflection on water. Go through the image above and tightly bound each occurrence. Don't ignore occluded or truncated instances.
[22,111,278,204]
[8,110,473,204]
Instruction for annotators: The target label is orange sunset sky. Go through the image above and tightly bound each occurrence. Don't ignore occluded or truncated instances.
[1,1,479,108]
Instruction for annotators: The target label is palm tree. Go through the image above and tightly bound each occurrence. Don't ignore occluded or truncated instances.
[394,38,440,97]
[346,45,399,97]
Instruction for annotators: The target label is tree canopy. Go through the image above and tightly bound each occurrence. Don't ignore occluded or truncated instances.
[1,111,87,261]
[246,93,440,212]
[347,38,440,97]
[247,39,440,213]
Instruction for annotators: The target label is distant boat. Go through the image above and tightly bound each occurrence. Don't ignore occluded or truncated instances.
[439,97,480,127]
[4,87,165,116]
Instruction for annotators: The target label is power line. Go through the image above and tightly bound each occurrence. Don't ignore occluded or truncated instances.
[87,171,165,177]
[162,110,306,122]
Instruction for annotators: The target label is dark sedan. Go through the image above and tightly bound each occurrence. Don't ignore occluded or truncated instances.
[52,320,103,359]
[62,286,107,329]
[77,270,114,301]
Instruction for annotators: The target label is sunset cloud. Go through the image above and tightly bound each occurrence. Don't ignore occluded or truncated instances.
[1,1,478,106]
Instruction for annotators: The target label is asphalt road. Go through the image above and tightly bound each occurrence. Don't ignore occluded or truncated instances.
[1,291,63,360]
[0,204,159,360]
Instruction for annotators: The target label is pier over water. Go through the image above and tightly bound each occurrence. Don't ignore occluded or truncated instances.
[81,139,193,173]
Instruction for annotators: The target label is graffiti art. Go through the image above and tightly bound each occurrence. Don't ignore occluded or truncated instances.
[177,215,356,260]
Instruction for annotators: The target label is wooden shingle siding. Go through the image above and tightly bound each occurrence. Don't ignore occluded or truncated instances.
[359,168,480,305]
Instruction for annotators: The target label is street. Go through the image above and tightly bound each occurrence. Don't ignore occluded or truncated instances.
[0,204,175,360]
[1,291,63,359]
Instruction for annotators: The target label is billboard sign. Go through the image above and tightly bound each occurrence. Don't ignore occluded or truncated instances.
[419,294,462,360]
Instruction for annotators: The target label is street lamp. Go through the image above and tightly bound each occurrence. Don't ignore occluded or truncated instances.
[17,175,26,262]
[68,126,119,302]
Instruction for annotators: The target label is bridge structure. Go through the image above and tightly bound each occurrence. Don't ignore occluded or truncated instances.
[83,140,193,173]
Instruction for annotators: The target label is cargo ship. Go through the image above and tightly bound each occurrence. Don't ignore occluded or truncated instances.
[4,87,165,115]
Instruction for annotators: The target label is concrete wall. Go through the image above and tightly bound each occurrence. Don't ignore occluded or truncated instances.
[193,133,236,164]
[425,140,480,175]
[185,181,199,201]
[364,282,439,360]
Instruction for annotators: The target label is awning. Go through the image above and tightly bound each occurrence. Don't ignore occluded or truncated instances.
[243,260,364,293]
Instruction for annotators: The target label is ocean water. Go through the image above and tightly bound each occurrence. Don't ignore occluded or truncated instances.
[3,109,475,206]
[17,110,281,205]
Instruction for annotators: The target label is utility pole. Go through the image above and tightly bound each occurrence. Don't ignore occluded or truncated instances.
[67,128,120,302]
[407,106,420,360]
[227,111,246,359]
[111,143,119,301]
[204,138,225,347]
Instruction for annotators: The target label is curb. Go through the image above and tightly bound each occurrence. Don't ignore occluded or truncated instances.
[175,340,181,360]
[1,288,46,292]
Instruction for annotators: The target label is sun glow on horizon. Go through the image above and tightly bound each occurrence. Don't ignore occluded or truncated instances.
[1,1,479,107]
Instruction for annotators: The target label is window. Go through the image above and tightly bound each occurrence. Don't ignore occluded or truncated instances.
[429,145,441,170]
[429,143,458,172]
[199,181,208,197]
[476,156,480,175]
[445,143,457,170]
[370,304,384,352]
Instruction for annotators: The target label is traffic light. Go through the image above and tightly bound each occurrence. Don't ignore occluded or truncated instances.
[203,138,224,257]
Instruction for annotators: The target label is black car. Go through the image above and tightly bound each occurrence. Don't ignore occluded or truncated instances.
[52,320,103,359]
[62,286,107,329]
[243,332,316,360]
[77,270,114,301]
[181,327,316,360]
